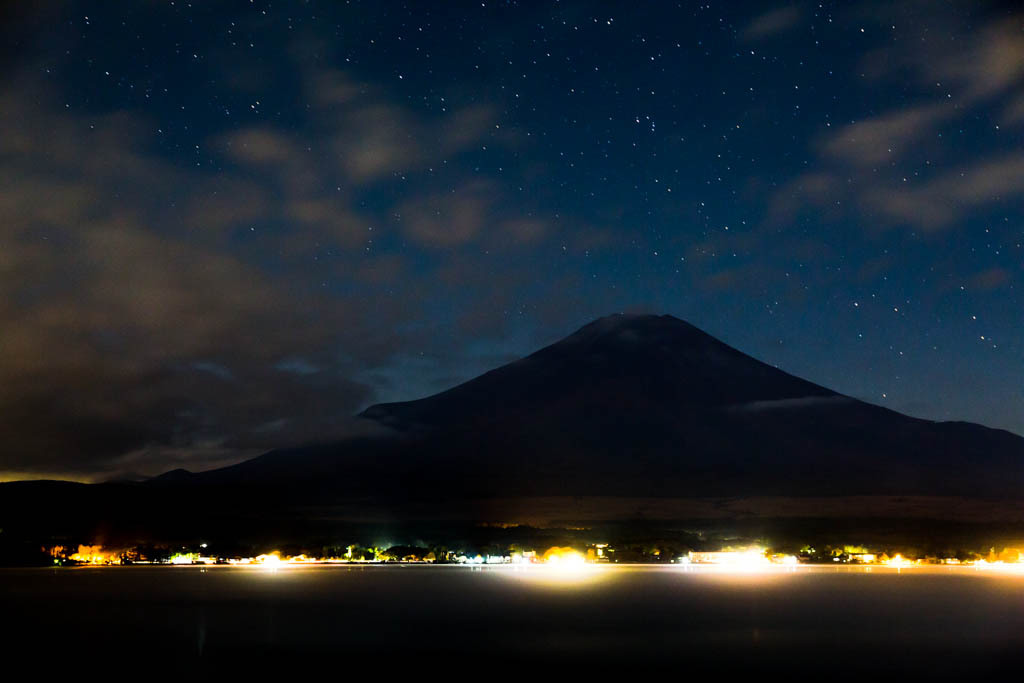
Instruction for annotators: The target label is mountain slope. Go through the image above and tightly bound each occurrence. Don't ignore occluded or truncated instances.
[361,314,837,431]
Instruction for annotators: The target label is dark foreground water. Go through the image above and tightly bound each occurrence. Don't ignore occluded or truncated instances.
[3,564,1024,676]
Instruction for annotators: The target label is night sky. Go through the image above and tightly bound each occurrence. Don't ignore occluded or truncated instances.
[2,1,1021,481]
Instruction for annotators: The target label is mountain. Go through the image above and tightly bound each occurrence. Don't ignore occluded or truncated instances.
[185,313,1024,501]
[4,313,1023,553]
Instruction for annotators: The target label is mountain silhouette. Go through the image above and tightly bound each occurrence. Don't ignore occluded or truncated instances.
[183,314,1024,500]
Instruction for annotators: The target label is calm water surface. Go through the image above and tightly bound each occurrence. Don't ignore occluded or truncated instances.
[4,564,1024,676]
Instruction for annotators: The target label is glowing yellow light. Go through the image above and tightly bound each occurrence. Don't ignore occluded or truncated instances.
[68,544,122,565]
[495,548,606,589]
[256,552,283,567]
[542,547,585,566]
[884,554,911,568]
[286,554,317,564]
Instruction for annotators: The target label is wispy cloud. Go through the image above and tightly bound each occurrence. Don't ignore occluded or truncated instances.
[729,396,853,413]
[823,105,952,166]
[861,16,1024,104]
[864,155,1024,230]
[771,7,1024,232]
[742,7,803,41]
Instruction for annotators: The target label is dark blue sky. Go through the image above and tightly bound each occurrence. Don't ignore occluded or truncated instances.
[2,1,1022,480]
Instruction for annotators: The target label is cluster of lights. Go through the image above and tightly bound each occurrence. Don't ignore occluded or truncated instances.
[45,542,1024,571]
[542,547,586,567]
[64,545,123,565]
[884,554,911,568]
[680,548,777,569]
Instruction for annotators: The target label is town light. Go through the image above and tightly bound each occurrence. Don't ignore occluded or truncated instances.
[256,552,283,567]
[542,547,585,567]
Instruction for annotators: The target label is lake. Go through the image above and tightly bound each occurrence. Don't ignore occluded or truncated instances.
[4,564,1024,676]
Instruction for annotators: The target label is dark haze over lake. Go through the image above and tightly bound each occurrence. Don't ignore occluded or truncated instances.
[4,565,1024,676]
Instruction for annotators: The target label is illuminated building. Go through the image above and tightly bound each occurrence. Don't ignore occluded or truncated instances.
[587,544,612,562]
[688,549,769,566]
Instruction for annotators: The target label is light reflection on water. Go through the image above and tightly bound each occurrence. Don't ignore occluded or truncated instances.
[4,564,1024,675]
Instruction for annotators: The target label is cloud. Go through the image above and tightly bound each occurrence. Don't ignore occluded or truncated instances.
[767,172,843,225]
[440,105,498,154]
[921,18,1024,103]
[296,68,500,186]
[400,182,492,247]
[823,105,952,166]
[967,267,1012,292]
[864,154,1024,230]
[284,197,368,249]
[275,358,322,375]
[1002,93,1024,125]
[771,7,1024,233]
[742,7,803,41]
[729,396,853,412]
[498,219,547,246]
[777,151,1024,232]
[860,14,1024,104]
[224,128,300,165]
[333,104,421,183]
[192,362,234,381]
[0,80,393,479]
[398,182,549,249]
